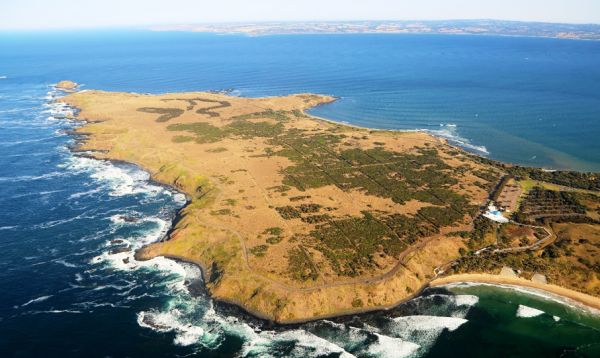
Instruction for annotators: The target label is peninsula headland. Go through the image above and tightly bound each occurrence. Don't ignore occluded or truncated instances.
[59,81,600,322]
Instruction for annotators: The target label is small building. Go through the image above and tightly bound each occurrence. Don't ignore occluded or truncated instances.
[483,204,509,223]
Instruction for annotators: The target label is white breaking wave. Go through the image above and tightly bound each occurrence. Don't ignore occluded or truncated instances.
[56,102,216,347]
[92,217,220,348]
[110,214,136,225]
[516,305,545,318]
[91,282,136,292]
[91,214,182,305]
[0,75,7,79]
[134,263,225,349]
[385,315,468,354]
[0,136,53,147]
[0,171,66,183]
[109,214,167,229]
[61,156,167,197]
[426,124,489,155]
[91,240,173,273]
[55,259,80,268]
[453,294,479,307]
[32,210,99,229]
[18,295,53,308]
[73,301,129,310]
[321,321,375,352]
[27,309,83,315]
[68,187,102,199]
[126,248,470,356]
[11,189,65,199]
[42,99,76,119]
[126,249,361,355]
[367,333,420,358]
[391,315,468,333]
[407,293,479,319]
[137,310,208,347]
[241,329,356,358]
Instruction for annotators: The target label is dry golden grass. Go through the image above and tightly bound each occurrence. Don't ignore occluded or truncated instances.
[62,89,498,322]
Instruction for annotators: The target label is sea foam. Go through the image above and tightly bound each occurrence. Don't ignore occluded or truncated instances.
[516,305,545,318]
[137,310,209,347]
[62,156,166,197]
[426,124,489,155]
[241,329,355,358]
[391,315,468,333]
[384,315,467,354]
[367,333,420,358]
[18,295,53,308]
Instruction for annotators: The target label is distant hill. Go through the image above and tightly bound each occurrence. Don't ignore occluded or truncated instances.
[149,19,600,40]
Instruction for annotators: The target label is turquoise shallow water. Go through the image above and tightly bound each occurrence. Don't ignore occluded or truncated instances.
[426,283,600,357]
[0,31,599,357]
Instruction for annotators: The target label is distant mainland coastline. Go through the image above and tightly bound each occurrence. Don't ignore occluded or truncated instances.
[149,19,600,41]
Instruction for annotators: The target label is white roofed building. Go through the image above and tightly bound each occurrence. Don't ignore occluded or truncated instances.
[483,204,509,223]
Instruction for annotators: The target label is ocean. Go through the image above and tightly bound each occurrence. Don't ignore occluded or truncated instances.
[0,30,599,357]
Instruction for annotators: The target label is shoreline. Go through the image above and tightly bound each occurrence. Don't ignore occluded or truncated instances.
[57,84,600,324]
[145,251,437,326]
[306,99,600,174]
[148,25,600,43]
[167,248,600,325]
[430,274,600,314]
[138,251,600,326]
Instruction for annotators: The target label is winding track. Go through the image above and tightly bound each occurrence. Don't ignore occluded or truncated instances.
[149,100,495,293]
[433,220,555,276]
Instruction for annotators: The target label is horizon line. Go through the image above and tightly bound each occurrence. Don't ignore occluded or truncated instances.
[2,18,600,32]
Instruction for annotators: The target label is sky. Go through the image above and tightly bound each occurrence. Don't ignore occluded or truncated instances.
[1,0,600,30]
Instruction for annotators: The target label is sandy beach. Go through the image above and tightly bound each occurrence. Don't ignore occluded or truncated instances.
[430,274,600,313]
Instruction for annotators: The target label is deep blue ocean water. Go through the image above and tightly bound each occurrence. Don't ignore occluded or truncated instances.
[1,31,600,357]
